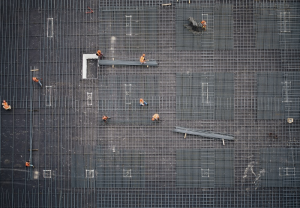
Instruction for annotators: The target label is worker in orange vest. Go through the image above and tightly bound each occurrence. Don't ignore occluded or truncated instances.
[2,100,11,110]
[102,115,110,122]
[96,50,104,59]
[25,160,34,168]
[32,77,42,88]
[140,54,146,64]
[152,113,159,121]
[140,98,148,106]
[201,20,207,30]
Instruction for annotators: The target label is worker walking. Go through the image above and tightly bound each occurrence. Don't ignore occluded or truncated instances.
[140,98,148,106]
[152,113,160,121]
[96,50,104,59]
[2,100,11,110]
[201,20,207,30]
[140,54,146,64]
[32,77,42,88]
[102,115,110,122]
[25,160,34,168]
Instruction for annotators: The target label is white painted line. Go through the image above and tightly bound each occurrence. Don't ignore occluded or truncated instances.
[47,18,53,37]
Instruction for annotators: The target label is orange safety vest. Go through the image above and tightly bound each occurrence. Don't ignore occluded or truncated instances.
[152,114,159,121]
[140,56,145,63]
[201,20,206,26]
[32,77,39,82]
[97,50,102,56]
[140,98,144,104]
[2,101,10,110]
[25,162,30,167]
[102,115,108,121]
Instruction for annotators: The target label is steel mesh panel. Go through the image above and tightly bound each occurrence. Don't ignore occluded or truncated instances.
[176,149,234,188]
[176,72,234,120]
[260,148,300,187]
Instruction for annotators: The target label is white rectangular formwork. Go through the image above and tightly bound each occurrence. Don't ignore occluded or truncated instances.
[82,54,98,79]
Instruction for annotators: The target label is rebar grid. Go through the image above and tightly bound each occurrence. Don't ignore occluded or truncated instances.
[1,0,300,207]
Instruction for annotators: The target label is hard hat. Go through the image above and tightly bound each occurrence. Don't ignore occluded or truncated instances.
[143,54,145,56]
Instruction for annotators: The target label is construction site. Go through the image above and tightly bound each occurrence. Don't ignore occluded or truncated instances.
[1,0,300,207]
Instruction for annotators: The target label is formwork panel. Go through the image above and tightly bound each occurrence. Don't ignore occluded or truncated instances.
[254,2,300,49]
[99,7,158,53]
[257,72,300,119]
[260,148,300,187]
[98,74,159,125]
[176,73,234,120]
[96,149,145,188]
[176,3,233,50]
[176,149,234,188]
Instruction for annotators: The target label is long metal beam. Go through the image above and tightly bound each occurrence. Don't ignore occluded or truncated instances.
[98,60,158,66]
[174,126,234,140]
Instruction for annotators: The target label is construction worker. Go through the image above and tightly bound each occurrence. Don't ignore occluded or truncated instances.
[102,115,110,122]
[96,50,104,59]
[201,20,207,30]
[152,113,159,121]
[140,98,148,106]
[25,160,34,168]
[32,77,42,88]
[2,100,11,110]
[140,54,146,64]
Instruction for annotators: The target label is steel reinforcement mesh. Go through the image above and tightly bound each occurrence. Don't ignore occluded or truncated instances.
[1,0,300,207]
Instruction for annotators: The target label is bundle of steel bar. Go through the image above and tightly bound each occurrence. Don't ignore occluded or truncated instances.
[174,126,234,140]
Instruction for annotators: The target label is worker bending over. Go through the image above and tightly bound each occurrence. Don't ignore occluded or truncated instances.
[140,54,146,64]
[2,100,11,110]
[140,98,148,106]
[201,20,207,30]
[25,160,34,168]
[102,115,110,122]
[32,77,42,88]
[96,50,104,59]
[152,113,160,121]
